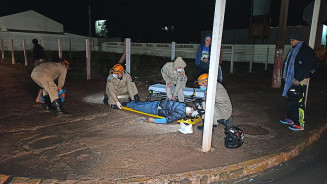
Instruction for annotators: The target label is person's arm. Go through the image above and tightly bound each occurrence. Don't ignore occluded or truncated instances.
[173,74,187,97]
[161,66,168,82]
[161,65,172,83]
[107,77,119,103]
[154,118,167,124]
[294,48,312,82]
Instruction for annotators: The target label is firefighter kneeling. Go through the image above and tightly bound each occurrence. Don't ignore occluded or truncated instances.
[195,73,244,148]
[104,64,140,109]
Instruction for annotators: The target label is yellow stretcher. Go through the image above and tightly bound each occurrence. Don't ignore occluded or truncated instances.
[121,106,202,125]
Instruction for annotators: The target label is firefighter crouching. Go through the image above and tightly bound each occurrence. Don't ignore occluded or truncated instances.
[104,64,140,109]
[31,60,70,117]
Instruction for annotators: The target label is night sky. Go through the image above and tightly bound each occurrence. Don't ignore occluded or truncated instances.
[0,0,314,43]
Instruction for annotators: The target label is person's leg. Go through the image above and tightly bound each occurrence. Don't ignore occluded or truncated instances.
[129,82,141,102]
[298,85,306,127]
[176,76,187,103]
[103,93,109,105]
[42,90,52,111]
[38,79,59,102]
[39,79,69,116]
[287,98,298,125]
[166,84,173,100]
[127,101,160,115]
[108,91,118,106]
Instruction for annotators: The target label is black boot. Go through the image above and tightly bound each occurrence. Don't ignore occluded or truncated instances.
[218,117,233,130]
[42,95,52,111]
[110,104,119,109]
[52,99,71,117]
[197,121,216,132]
[134,94,141,103]
[103,93,109,105]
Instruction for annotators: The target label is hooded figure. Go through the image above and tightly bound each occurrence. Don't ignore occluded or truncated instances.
[161,57,187,102]
[195,34,223,82]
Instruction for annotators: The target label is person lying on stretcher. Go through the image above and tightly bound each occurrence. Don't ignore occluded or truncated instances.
[123,100,198,124]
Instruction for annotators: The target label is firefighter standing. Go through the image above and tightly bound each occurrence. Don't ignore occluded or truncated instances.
[31,60,70,117]
[104,64,140,109]
[161,57,187,103]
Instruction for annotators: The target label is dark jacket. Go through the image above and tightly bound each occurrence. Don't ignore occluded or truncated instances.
[293,42,319,81]
[127,100,187,124]
[33,44,45,60]
[158,100,187,124]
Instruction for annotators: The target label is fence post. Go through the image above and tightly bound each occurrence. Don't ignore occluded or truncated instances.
[11,40,15,64]
[265,46,269,70]
[58,38,62,59]
[171,41,176,61]
[125,38,131,73]
[249,45,254,72]
[23,40,28,66]
[230,45,235,73]
[69,37,72,62]
[86,38,91,80]
[1,39,4,61]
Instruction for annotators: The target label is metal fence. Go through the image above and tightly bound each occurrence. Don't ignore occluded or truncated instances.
[102,41,292,72]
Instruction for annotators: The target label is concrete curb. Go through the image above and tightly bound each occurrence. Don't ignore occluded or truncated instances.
[1,121,327,184]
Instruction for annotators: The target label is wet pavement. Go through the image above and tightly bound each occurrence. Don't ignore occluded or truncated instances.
[0,62,326,183]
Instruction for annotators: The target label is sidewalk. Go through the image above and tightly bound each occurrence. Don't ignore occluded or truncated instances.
[0,62,326,184]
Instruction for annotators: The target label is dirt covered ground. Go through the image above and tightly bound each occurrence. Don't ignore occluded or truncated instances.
[0,59,326,181]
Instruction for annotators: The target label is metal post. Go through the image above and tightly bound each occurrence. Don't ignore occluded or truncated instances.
[265,46,269,70]
[306,0,321,108]
[86,38,91,80]
[11,40,15,64]
[309,0,321,49]
[249,45,254,72]
[202,0,226,152]
[23,40,28,66]
[1,39,4,61]
[58,38,62,59]
[125,38,131,73]
[69,37,72,62]
[230,45,235,73]
[171,41,176,61]
[272,0,289,88]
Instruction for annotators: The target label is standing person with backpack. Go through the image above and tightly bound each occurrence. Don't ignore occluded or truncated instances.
[280,31,320,131]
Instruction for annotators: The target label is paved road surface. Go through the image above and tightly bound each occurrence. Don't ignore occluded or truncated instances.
[235,131,327,184]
